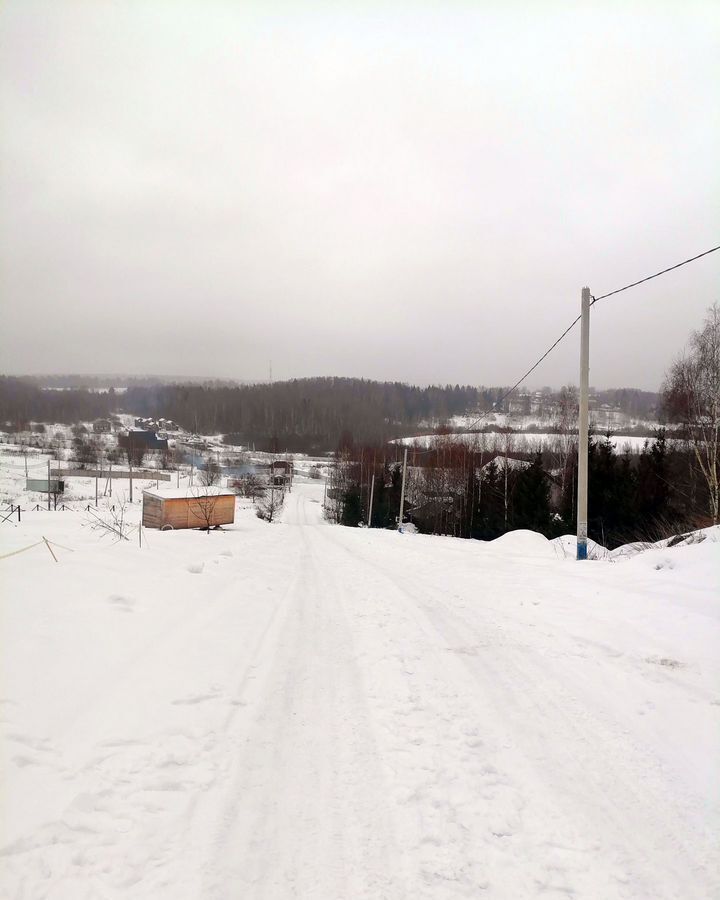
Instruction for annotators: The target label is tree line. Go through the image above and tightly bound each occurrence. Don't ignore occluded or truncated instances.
[329,303,719,542]
[0,377,482,450]
[329,430,709,549]
[1,375,660,453]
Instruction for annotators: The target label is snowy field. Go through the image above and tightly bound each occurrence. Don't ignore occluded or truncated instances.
[1,480,718,899]
[397,431,669,454]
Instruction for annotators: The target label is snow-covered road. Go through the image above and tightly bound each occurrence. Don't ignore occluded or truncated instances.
[1,483,718,898]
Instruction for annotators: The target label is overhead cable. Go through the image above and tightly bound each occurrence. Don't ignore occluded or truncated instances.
[411,242,720,455]
[590,245,720,305]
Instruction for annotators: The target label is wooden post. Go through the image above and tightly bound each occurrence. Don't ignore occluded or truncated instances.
[368,474,375,528]
[47,459,51,511]
[42,536,57,562]
[95,475,99,507]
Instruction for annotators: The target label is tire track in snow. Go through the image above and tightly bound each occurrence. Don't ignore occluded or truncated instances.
[199,491,403,900]
[317,517,718,899]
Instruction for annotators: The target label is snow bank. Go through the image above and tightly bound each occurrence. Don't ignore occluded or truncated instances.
[488,528,554,556]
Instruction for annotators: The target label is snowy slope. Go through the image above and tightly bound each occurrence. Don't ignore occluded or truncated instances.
[1,483,718,899]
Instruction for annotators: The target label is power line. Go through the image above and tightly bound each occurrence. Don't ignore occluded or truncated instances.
[590,245,720,305]
[409,242,720,455]
[457,314,582,436]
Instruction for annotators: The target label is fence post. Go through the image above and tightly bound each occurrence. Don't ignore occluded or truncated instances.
[17,505,21,523]
[42,536,58,563]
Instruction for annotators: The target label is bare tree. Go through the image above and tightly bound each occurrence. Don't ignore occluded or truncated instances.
[233,473,266,501]
[86,499,132,542]
[256,484,284,522]
[200,453,221,486]
[553,384,579,502]
[188,487,221,531]
[125,435,146,468]
[662,303,720,523]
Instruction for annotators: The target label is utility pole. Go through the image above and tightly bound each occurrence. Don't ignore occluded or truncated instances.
[129,437,133,503]
[398,446,408,530]
[47,458,51,511]
[95,474,98,507]
[577,286,591,560]
[368,473,375,528]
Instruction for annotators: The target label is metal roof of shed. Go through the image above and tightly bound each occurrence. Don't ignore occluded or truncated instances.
[142,486,234,500]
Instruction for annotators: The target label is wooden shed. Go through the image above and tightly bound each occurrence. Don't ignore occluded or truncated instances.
[142,487,235,530]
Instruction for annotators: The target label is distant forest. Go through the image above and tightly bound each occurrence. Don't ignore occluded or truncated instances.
[0,376,658,452]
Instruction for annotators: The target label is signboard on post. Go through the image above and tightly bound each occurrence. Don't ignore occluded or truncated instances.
[26,478,65,493]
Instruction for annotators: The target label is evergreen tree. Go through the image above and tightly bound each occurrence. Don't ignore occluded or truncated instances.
[477,461,505,540]
[512,452,551,534]
[340,485,363,527]
[636,429,671,525]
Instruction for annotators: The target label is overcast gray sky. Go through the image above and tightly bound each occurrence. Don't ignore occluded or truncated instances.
[1,1,718,389]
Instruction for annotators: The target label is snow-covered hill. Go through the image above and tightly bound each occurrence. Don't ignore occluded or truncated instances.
[1,483,718,899]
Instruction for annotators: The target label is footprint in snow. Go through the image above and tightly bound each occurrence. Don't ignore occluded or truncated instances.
[172,692,220,706]
[108,594,135,612]
[645,655,684,669]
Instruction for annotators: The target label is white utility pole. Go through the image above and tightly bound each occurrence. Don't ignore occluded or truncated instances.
[577,286,591,560]
[368,474,375,527]
[398,447,408,530]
